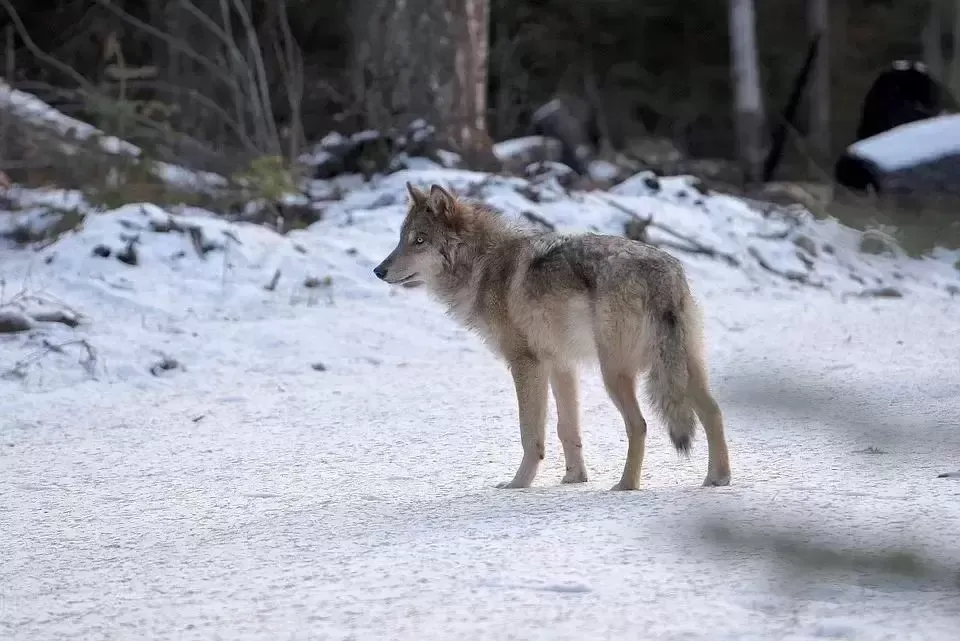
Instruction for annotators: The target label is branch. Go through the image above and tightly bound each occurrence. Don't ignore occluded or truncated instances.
[0,0,103,100]
[598,194,741,266]
[94,0,243,100]
[227,0,281,154]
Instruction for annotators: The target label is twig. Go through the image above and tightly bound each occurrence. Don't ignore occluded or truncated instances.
[746,246,823,287]
[187,226,206,259]
[2,338,98,380]
[264,268,282,292]
[598,194,741,266]
[0,0,103,106]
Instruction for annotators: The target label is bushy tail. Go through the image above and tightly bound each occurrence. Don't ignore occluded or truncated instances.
[645,307,697,454]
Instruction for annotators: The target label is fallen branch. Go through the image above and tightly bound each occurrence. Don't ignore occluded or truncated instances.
[598,195,741,266]
[0,285,83,332]
[747,246,823,288]
[29,309,80,328]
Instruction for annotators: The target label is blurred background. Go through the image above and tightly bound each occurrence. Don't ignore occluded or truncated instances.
[1,0,959,250]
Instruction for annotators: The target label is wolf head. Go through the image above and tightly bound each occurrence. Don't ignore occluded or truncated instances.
[373,182,472,290]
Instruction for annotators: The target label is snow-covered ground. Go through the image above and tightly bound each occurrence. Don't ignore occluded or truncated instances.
[2,160,960,640]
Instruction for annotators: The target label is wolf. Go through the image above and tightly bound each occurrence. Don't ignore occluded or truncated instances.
[374,182,731,490]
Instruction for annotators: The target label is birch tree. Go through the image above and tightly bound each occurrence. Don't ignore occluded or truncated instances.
[728,0,765,184]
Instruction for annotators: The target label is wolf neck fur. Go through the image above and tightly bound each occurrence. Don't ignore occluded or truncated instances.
[430,206,527,321]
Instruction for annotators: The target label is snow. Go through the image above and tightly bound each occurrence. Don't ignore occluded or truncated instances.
[588,158,621,181]
[3,120,960,637]
[492,136,556,160]
[846,113,960,173]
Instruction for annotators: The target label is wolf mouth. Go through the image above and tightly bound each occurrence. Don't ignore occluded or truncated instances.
[389,272,420,285]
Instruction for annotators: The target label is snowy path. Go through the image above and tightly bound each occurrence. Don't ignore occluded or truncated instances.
[4,289,960,641]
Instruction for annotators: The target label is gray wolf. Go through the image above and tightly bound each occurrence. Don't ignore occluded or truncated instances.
[374,182,731,490]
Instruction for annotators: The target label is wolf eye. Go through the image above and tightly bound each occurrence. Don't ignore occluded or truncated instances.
[415,235,425,244]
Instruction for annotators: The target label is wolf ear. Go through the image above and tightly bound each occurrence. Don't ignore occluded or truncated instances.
[406,181,427,206]
[428,184,455,212]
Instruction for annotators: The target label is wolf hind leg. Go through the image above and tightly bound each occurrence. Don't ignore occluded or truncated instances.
[687,352,731,486]
[550,366,588,484]
[599,363,647,491]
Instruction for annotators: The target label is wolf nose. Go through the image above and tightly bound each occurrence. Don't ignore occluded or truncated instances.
[373,264,387,280]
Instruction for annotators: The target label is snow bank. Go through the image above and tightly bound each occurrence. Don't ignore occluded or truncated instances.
[3,164,958,389]
[316,167,959,297]
[847,113,960,173]
[1,82,959,391]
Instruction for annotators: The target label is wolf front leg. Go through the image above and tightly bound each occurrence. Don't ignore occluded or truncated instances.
[497,356,549,489]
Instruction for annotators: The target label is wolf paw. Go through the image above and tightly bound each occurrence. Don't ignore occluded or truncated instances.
[702,473,731,487]
[561,468,589,484]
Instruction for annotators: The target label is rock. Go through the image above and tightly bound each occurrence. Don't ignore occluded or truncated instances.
[116,240,139,266]
[494,136,564,175]
[299,120,447,180]
[622,136,683,169]
[755,181,832,212]
[531,96,595,174]
[0,309,33,333]
[149,356,181,376]
[858,229,900,257]
[858,286,903,298]
[624,218,650,243]
[793,234,818,256]
[525,160,577,189]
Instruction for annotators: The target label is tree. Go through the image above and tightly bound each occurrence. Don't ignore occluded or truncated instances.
[923,0,960,99]
[807,0,830,164]
[728,0,766,184]
[349,0,491,159]
[450,0,491,158]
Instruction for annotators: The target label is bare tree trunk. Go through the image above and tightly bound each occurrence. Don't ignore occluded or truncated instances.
[727,0,765,184]
[349,0,447,130]
[454,0,490,157]
[807,0,830,165]
[923,0,946,81]
[922,0,960,101]
[949,0,960,98]
[350,0,490,160]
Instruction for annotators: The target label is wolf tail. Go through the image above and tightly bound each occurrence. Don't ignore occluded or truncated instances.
[645,300,698,454]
